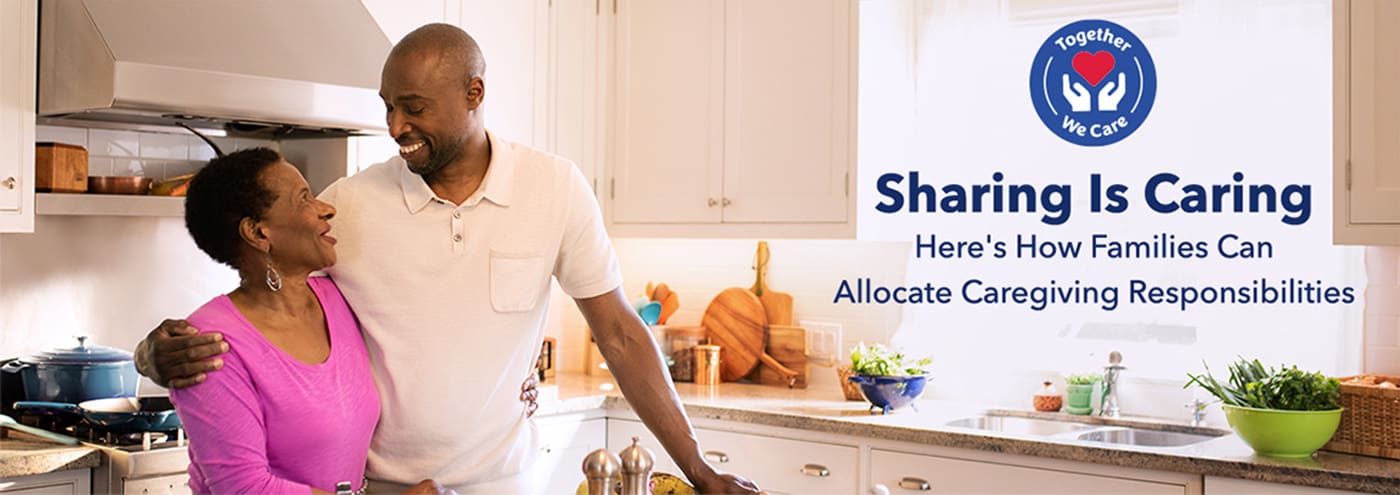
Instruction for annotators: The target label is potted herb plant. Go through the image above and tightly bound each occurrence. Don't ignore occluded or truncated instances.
[1064,373,1102,415]
[1185,357,1342,458]
[847,343,933,414]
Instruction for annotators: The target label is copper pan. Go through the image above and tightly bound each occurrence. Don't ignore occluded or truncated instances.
[88,176,152,195]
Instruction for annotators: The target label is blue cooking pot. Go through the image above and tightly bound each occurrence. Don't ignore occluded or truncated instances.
[1,336,139,404]
[848,374,929,414]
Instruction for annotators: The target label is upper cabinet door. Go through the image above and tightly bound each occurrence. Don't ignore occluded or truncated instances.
[1347,0,1400,224]
[611,0,725,224]
[721,0,852,224]
[548,0,604,191]
[0,0,36,233]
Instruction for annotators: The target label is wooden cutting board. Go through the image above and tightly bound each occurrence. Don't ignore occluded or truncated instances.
[702,288,799,383]
[702,288,767,382]
[751,241,794,326]
[757,325,808,388]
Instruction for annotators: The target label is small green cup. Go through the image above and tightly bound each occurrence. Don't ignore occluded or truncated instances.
[1065,383,1095,415]
[1222,405,1343,458]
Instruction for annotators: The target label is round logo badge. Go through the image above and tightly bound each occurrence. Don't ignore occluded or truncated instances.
[1029,19,1156,147]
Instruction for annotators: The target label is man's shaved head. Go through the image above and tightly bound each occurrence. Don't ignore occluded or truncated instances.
[388,23,486,88]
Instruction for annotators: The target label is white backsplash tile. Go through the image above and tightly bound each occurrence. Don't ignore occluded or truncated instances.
[35,125,87,147]
[88,129,141,157]
[1365,347,1400,375]
[138,132,190,160]
[85,157,113,177]
[1366,316,1400,348]
[164,161,202,179]
[189,136,222,162]
[112,159,154,177]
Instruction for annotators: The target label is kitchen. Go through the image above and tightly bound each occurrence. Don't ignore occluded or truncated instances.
[1,0,1398,494]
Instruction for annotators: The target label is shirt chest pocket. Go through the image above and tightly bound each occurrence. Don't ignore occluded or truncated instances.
[489,251,552,313]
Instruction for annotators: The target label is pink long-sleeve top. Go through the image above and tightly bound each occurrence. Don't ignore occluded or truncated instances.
[171,277,380,494]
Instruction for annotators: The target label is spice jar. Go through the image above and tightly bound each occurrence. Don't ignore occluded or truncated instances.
[694,345,721,385]
[665,326,706,382]
[1033,381,1063,412]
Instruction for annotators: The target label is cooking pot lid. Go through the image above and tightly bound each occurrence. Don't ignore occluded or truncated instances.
[22,336,134,365]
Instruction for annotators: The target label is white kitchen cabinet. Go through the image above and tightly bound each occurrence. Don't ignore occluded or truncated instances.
[608,419,859,495]
[1334,0,1400,244]
[0,0,36,233]
[0,469,91,495]
[456,0,550,149]
[533,414,607,495]
[607,0,857,238]
[870,449,1191,495]
[544,0,607,194]
[1204,476,1366,495]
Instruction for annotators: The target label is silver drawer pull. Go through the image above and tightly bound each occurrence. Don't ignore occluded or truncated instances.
[704,450,729,463]
[801,464,830,477]
[899,477,931,491]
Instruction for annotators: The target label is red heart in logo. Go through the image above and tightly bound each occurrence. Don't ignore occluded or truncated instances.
[1071,50,1116,86]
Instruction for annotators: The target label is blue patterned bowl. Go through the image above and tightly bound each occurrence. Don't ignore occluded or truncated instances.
[848,374,929,414]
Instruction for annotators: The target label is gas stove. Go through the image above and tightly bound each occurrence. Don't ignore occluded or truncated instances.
[11,411,191,494]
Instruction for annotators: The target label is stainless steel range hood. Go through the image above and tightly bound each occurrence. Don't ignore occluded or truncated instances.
[38,0,391,137]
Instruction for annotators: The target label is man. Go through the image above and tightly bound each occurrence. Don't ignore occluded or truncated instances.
[136,23,761,495]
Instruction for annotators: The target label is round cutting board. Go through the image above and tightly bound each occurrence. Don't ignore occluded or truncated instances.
[701,288,768,382]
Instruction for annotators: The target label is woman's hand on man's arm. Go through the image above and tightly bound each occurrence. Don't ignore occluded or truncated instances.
[134,319,228,388]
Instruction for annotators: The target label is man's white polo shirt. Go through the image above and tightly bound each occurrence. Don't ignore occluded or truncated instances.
[318,131,622,488]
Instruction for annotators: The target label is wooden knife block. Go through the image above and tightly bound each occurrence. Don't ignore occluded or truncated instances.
[35,143,88,193]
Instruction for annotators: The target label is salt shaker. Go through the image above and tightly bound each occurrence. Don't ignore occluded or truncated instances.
[618,437,655,495]
[582,448,621,495]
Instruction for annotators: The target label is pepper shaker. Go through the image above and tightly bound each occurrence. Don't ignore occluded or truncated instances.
[618,437,655,495]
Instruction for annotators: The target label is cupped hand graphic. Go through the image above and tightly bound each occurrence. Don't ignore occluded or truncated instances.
[1098,72,1127,112]
[1061,74,1092,112]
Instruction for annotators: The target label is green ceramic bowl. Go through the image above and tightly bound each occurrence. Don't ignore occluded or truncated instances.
[1222,404,1343,458]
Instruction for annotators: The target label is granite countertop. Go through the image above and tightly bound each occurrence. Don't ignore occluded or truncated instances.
[0,430,101,479]
[540,372,1400,494]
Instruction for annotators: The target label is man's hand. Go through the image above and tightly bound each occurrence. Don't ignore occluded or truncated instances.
[400,479,455,495]
[134,319,227,389]
[520,372,540,418]
[692,470,763,494]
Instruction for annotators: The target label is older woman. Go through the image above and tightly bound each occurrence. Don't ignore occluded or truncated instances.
[174,148,420,495]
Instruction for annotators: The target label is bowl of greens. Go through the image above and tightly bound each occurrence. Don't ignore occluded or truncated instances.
[1186,357,1342,458]
[848,343,932,414]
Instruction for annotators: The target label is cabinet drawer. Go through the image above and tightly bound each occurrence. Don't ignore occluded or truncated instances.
[607,419,857,495]
[698,428,857,495]
[871,449,1187,495]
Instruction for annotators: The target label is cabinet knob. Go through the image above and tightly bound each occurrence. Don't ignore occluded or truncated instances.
[800,464,830,477]
[870,485,891,495]
[899,477,931,491]
[721,198,732,206]
[703,450,729,463]
[707,198,718,207]
[1,177,14,190]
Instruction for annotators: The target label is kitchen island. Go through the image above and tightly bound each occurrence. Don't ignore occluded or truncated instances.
[538,373,1398,494]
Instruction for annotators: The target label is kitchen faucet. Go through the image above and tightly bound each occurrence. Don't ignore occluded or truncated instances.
[1186,398,1213,427]
[1100,351,1125,418]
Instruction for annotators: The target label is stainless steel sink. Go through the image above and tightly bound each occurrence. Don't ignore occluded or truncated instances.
[1075,427,1223,447]
[944,416,1095,436]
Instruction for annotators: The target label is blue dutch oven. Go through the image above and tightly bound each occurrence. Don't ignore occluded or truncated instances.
[849,374,930,415]
[1,336,139,404]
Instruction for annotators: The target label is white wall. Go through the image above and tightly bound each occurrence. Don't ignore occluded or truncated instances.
[0,216,237,359]
[1364,247,1400,374]
[0,126,274,360]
